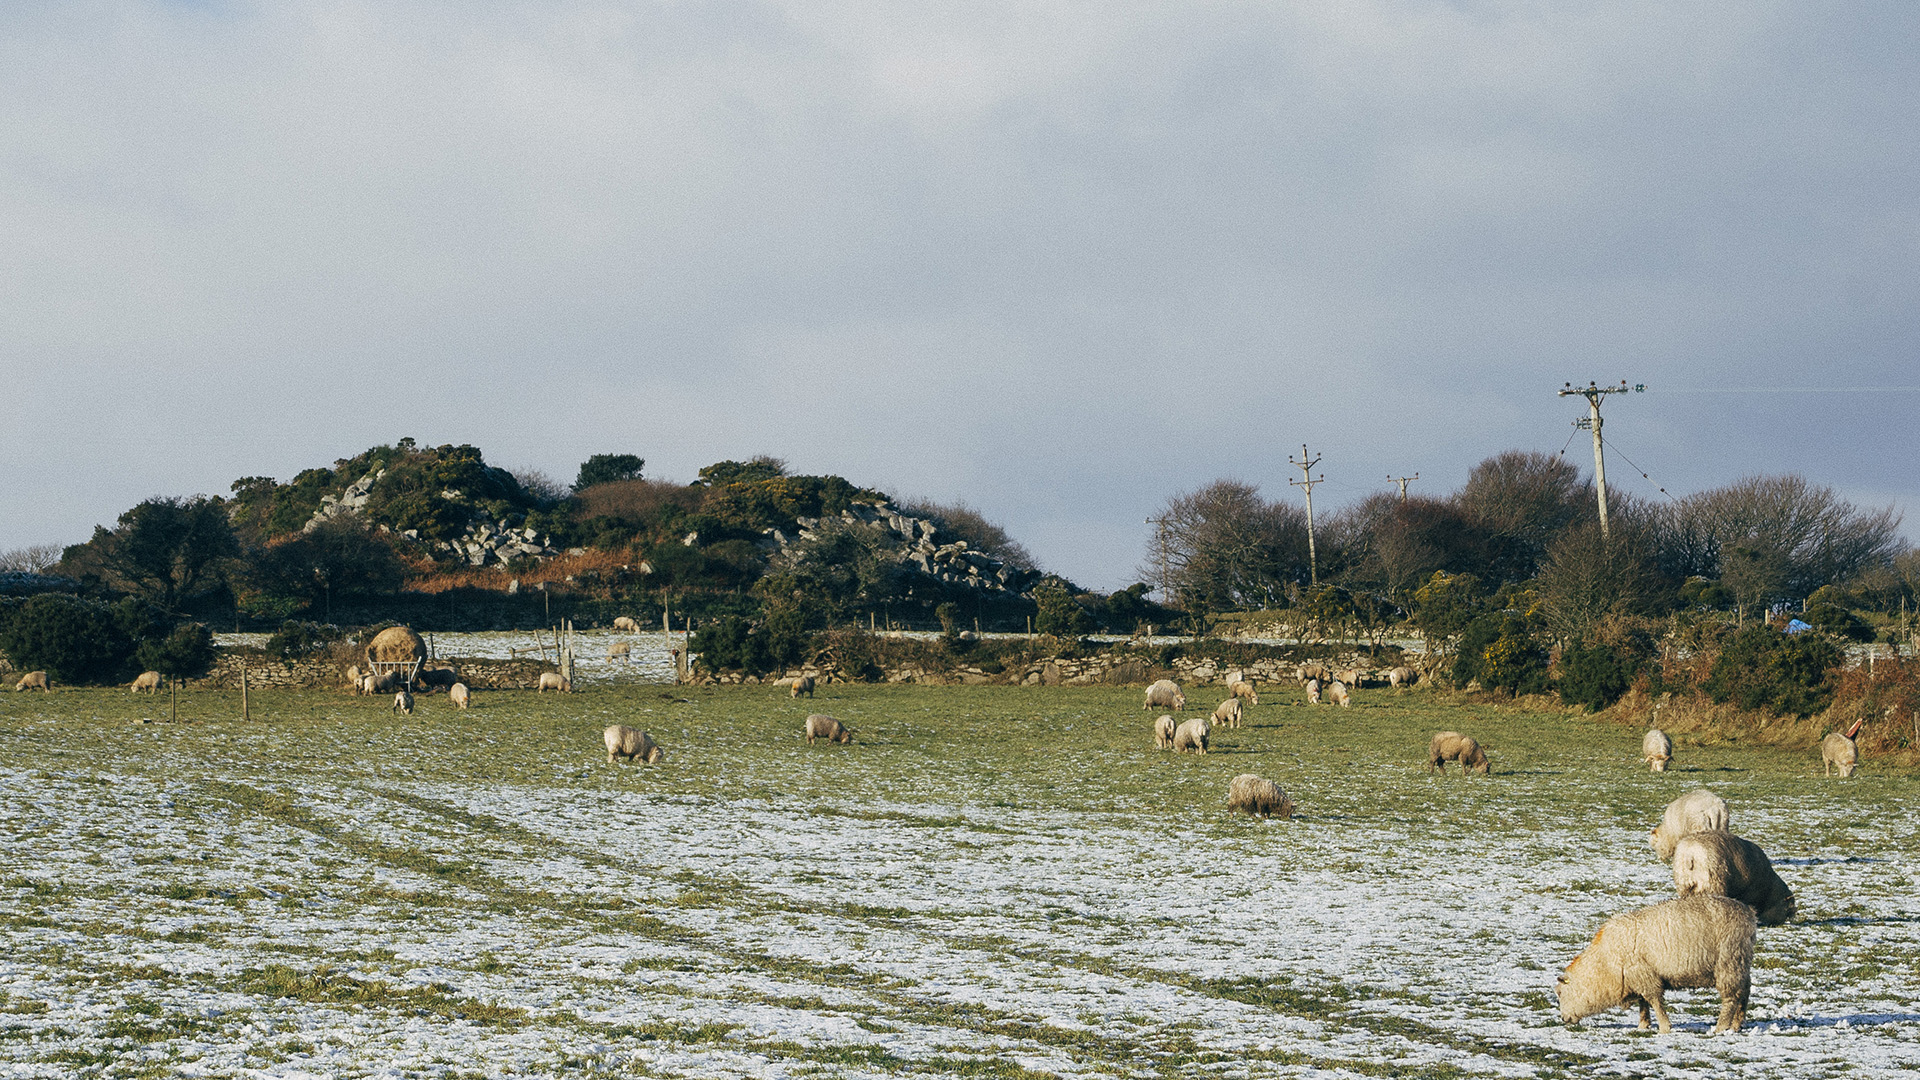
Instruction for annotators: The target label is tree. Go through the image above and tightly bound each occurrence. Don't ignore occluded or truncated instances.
[1411,571,1483,653]
[0,595,135,684]
[572,454,646,492]
[72,497,239,611]
[1033,576,1094,636]
[1662,475,1903,603]
[1537,522,1666,643]
[1145,481,1307,613]
[1455,450,1592,580]
[1703,626,1842,717]
[137,623,215,682]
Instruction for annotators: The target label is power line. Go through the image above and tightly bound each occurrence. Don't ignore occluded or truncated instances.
[1288,445,1324,587]
[1655,386,1920,394]
[1598,432,1678,502]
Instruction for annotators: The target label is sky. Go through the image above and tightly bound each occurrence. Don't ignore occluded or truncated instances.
[3,1,1917,590]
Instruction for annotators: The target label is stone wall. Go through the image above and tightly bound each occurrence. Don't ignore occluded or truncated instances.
[180,652,555,691]
[698,648,1398,689]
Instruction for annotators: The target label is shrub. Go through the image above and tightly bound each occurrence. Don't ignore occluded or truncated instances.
[1033,577,1093,637]
[1557,642,1639,711]
[1702,625,1843,717]
[264,620,345,661]
[137,623,216,682]
[1453,613,1547,695]
[0,594,136,684]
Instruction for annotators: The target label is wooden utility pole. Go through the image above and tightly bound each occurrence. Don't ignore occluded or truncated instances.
[1389,473,1419,500]
[1558,380,1643,539]
[1144,515,1171,602]
[241,665,249,722]
[1289,445,1324,586]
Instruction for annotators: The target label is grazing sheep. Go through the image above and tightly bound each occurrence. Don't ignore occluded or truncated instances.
[805,714,853,744]
[1152,714,1177,750]
[1821,731,1858,778]
[1306,678,1322,705]
[1387,666,1417,688]
[344,664,363,687]
[791,675,816,699]
[1556,894,1755,1034]
[1226,774,1294,818]
[1334,668,1363,688]
[1298,663,1332,685]
[1212,698,1244,729]
[1643,729,1674,772]
[1326,680,1351,708]
[130,671,162,695]
[1172,716,1210,754]
[536,672,571,693]
[1671,831,1796,926]
[13,671,49,692]
[1650,789,1730,862]
[1228,679,1259,705]
[604,724,665,764]
[449,682,471,710]
[357,674,376,696]
[1428,731,1488,775]
[611,616,641,632]
[606,641,632,662]
[1143,679,1186,711]
[392,690,414,715]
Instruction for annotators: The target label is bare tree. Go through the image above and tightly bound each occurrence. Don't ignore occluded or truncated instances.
[1537,522,1665,642]
[1144,481,1307,612]
[1455,450,1593,579]
[0,544,65,574]
[1661,475,1903,603]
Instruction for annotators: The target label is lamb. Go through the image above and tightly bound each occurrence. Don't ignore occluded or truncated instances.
[130,671,162,695]
[1152,714,1177,750]
[1143,679,1186,711]
[1643,729,1674,773]
[13,671,49,692]
[805,714,854,744]
[1822,729,1859,778]
[1671,831,1796,926]
[606,641,632,662]
[790,675,815,698]
[1228,679,1259,705]
[1387,666,1417,688]
[1226,774,1294,818]
[1326,680,1351,708]
[537,672,571,693]
[344,664,362,688]
[1212,698,1244,729]
[449,682,471,710]
[1306,678,1322,705]
[1172,716,1210,754]
[1556,894,1755,1034]
[604,724,665,764]
[1650,789,1730,862]
[1428,731,1489,775]
[611,616,641,632]
[392,690,414,715]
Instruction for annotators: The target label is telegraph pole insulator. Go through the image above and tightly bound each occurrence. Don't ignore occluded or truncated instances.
[1557,381,1643,538]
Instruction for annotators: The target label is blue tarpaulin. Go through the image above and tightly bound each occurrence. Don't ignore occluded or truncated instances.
[1785,619,1812,635]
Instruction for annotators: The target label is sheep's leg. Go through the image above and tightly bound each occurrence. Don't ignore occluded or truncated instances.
[1714,966,1749,1032]
[1629,994,1651,1031]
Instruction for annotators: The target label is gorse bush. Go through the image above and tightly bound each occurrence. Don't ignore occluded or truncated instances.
[1703,625,1842,717]
[264,620,346,661]
[1557,642,1640,711]
[137,623,216,681]
[0,595,136,684]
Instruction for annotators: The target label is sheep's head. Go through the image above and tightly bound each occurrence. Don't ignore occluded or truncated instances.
[1555,928,1618,1023]
[835,728,854,744]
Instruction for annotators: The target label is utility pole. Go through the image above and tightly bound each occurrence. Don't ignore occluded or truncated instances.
[1144,516,1171,602]
[1289,445,1324,586]
[1557,381,1644,539]
[1389,473,1419,500]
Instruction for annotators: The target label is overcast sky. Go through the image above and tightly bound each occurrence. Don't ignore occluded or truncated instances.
[4,1,1917,589]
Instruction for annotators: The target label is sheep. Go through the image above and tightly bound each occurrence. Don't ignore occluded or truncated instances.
[612,616,642,632]
[1556,894,1755,1034]
[1387,666,1417,688]
[1334,668,1363,689]
[1172,716,1210,754]
[1650,789,1730,863]
[805,714,853,744]
[1428,731,1489,776]
[604,724,665,764]
[344,664,363,687]
[1821,731,1858,778]
[417,665,459,691]
[606,641,632,662]
[1143,679,1186,711]
[790,675,816,699]
[13,671,49,692]
[392,690,414,715]
[1152,714,1177,750]
[1671,831,1796,926]
[1643,729,1674,772]
[1326,680,1351,708]
[1297,663,1332,685]
[536,672,571,693]
[356,674,376,696]
[449,682,471,709]
[1226,774,1293,818]
[1212,698,1244,729]
[130,671,162,695]
[1306,678,1322,705]
[1228,679,1259,705]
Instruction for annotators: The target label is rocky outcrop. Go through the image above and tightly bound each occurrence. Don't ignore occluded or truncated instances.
[305,470,384,531]
[434,520,563,567]
[760,499,1040,600]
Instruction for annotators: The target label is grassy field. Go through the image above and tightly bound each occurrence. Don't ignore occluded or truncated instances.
[0,680,1915,1079]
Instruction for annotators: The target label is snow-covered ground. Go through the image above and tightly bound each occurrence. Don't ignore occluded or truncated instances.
[0,687,1914,1078]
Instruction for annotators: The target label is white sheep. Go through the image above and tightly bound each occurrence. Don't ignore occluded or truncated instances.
[449,682,470,709]
[790,675,816,699]
[1643,729,1674,772]
[392,690,414,715]
[1297,663,1332,685]
[1172,716,1210,754]
[1671,831,1796,926]
[1226,774,1293,818]
[1556,894,1755,1034]
[805,713,854,744]
[1306,678,1322,705]
[1650,789,1730,863]
[1334,668,1363,688]
[1152,714,1177,750]
[604,724,665,763]
[1212,698,1243,729]
[1387,665,1417,688]
[13,671,49,692]
[612,616,641,632]
[130,671,162,695]
[1821,730,1858,778]
[1228,679,1259,705]
[1143,679,1186,711]
[606,641,632,662]
[1428,731,1488,776]
[537,672,571,693]
[1326,680,1351,708]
